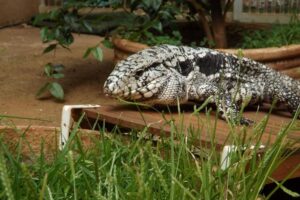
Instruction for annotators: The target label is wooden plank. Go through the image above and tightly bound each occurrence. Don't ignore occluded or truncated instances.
[270,152,300,182]
[80,105,300,181]
[82,105,300,148]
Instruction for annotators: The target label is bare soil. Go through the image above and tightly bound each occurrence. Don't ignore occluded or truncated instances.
[0,25,117,126]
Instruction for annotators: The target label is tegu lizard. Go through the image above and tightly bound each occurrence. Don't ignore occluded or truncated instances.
[103,45,300,125]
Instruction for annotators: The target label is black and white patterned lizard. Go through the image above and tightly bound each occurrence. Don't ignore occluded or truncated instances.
[104,45,300,125]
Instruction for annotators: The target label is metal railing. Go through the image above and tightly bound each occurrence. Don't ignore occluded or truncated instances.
[233,0,300,23]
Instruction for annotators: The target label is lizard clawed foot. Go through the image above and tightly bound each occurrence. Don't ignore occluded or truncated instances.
[221,115,254,126]
[239,117,254,126]
[227,117,254,126]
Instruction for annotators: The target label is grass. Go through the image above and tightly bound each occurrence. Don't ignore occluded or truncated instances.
[0,107,300,200]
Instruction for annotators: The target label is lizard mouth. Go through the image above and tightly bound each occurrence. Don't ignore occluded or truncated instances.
[103,82,144,101]
[104,83,159,102]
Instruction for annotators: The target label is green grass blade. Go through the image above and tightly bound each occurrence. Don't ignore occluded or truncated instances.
[0,144,15,200]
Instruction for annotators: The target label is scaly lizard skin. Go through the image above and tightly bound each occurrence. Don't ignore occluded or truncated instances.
[103,45,300,125]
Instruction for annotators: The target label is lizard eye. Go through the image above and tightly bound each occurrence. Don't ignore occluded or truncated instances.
[135,70,143,78]
[134,62,159,79]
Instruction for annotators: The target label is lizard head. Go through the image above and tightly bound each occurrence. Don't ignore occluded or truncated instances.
[103,45,190,105]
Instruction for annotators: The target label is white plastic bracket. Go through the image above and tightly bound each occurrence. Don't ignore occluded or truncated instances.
[220,144,265,170]
[60,104,100,150]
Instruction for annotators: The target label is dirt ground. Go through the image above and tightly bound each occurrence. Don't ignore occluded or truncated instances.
[0,25,117,127]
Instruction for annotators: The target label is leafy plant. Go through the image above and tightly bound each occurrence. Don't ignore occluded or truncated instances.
[33,1,103,101]
[106,0,183,46]
[240,15,300,48]
[36,63,65,100]
[83,44,103,61]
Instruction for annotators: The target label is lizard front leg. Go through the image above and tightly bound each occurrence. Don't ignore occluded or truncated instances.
[190,83,253,125]
[215,92,254,126]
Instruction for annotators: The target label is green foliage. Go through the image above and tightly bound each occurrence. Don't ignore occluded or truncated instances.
[34,8,79,49]
[101,38,114,49]
[241,16,300,48]
[112,0,183,46]
[269,178,300,198]
[1,108,300,199]
[121,30,183,46]
[33,1,105,100]
[0,147,14,200]
[200,37,216,48]
[36,63,65,101]
[83,45,103,61]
